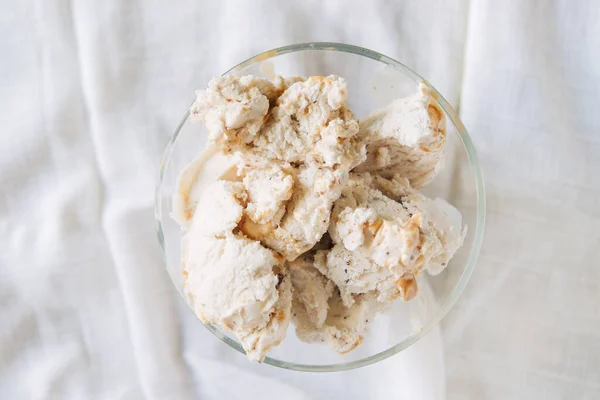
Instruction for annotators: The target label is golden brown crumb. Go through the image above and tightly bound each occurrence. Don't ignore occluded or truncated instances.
[238,216,275,241]
[396,274,418,301]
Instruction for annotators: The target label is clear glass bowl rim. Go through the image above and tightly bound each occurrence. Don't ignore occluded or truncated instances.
[155,42,486,372]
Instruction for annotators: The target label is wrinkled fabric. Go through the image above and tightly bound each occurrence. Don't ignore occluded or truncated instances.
[0,0,598,399]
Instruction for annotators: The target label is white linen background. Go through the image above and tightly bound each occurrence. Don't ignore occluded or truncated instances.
[0,0,598,399]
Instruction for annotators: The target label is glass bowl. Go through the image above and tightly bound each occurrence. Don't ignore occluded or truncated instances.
[155,42,485,372]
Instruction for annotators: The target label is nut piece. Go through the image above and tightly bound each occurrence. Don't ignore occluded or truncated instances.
[396,274,418,301]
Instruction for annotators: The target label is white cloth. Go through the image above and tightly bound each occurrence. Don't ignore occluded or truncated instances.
[443,1,600,399]
[0,0,598,399]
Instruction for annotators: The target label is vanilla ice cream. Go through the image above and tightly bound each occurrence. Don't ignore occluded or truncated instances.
[192,75,365,170]
[254,76,365,169]
[366,173,467,275]
[174,74,466,361]
[354,83,446,189]
[290,255,381,354]
[313,173,465,307]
